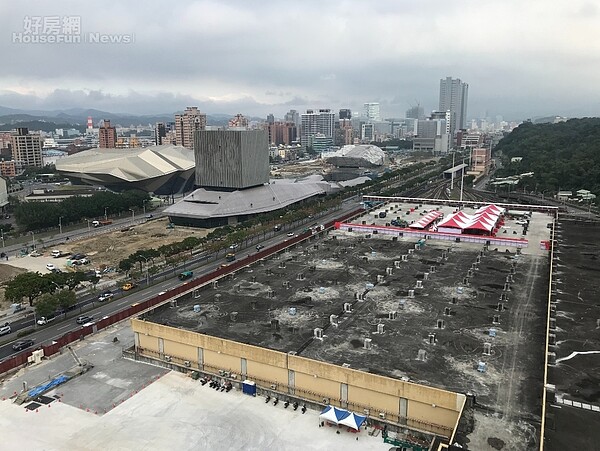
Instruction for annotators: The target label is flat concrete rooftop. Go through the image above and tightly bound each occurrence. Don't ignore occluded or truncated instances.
[544,220,600,450]
[143,202,551,426]
[0,323,387,451]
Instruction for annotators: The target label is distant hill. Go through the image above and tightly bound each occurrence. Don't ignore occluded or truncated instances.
[493,118,600,198]
[0,119,86,133]
[0,105,235,129]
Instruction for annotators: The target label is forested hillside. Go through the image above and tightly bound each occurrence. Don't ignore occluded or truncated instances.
[493,118,600,198]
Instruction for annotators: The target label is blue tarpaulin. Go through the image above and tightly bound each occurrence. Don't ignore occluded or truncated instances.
[28,375,69,398]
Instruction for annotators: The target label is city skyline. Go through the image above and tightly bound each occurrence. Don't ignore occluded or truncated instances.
[1,1,599,120]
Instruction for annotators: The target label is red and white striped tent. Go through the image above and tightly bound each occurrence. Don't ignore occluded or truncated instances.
[437,205,504,235]
[408,210,443,229]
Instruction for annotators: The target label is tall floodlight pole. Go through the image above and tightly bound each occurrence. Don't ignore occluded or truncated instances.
[459,167,465,202]
[450,152,455,190]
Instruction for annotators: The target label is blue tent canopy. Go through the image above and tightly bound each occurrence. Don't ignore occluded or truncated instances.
[319,405,351,423]
[339,412,367,430]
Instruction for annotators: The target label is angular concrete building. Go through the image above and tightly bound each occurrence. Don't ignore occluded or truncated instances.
[194,129,269,190]
[55,145,196,194]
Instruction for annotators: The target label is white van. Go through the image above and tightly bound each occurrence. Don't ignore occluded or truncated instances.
[51,250,63,258]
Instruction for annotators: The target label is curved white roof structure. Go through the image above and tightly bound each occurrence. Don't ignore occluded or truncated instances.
[323,144,386,167]
[55,145,196,194]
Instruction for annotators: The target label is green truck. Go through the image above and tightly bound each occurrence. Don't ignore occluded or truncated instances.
[178,271,193,280]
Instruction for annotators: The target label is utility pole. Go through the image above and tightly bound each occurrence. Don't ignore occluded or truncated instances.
[59,216,63,235]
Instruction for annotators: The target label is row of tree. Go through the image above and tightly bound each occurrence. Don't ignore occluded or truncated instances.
[4,270,98,316]
[12,189,151,232]
[493,118,600,200]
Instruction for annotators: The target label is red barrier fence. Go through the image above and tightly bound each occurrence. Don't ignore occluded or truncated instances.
[0,207,365,377]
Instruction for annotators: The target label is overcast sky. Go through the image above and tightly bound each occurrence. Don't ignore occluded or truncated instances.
[1,0,599,120]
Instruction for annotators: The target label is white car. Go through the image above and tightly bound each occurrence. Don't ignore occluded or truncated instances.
[46,263,56,271]
[287,232,295,237]
[98,292,114,302]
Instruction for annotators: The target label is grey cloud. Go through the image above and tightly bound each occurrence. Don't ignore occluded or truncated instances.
[0,0,598,120]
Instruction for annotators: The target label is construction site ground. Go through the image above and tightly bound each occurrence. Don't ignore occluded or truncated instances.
[0,218,208,308]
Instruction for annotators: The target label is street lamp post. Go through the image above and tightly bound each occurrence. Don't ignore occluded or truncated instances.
[143,200,147,215]
[129,208,135,223]
[140,256,150,286]
[30,231,35,250]
[59,216,63,235]
[87,219,91,231]
[1,229,4,248]
[104,207,109,221]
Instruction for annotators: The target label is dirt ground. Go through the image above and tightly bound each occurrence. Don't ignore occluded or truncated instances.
[65,217,209,269]
[0,218,209,308]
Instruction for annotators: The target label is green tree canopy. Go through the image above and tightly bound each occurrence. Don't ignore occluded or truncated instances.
[494,118,600,199]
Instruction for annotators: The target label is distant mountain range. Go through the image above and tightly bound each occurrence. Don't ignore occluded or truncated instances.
[0,106,249,130]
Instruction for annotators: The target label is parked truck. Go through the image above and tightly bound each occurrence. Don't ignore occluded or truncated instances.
[92,220,113,227]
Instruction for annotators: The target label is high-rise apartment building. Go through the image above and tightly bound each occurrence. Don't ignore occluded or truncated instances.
[229,114,249,129]
[439,77,468,134]
[175,107,207,149]
[406,105,425,120]
[156,122,177,145]
[430,111,452,136]
[361,123,374,142]
[300,109,335,150]
[11,128,43,168]
[267,122,297,146]
[266,113,275,125]
[99,119,117,148]
[155,122,167,145]
[339,109,352,120]
[364,103,381,122]
[284,109,300,127]
[335,118,353,146]
[471,146,492,174]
